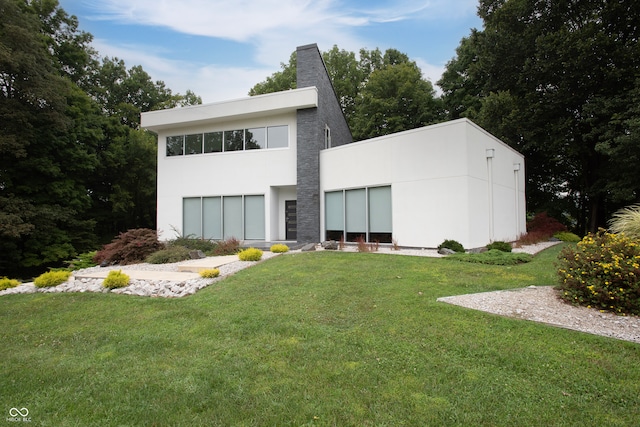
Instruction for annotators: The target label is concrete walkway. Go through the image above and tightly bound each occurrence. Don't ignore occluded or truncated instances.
[74,255,240,281]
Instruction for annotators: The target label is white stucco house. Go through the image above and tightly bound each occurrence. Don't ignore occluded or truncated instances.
[141,44,526,249]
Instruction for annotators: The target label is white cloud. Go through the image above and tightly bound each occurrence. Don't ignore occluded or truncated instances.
[415,58,446,95]
[86,0,477,67]
[92,39,273,102]
[85,0,479,101]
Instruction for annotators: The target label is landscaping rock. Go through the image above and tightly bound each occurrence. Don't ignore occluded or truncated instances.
[438,248,457,255]
[301,243,317,252]
[322,240,339,250]
[189,250,206,259]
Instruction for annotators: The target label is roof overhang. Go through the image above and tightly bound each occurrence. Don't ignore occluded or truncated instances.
[141,86,318,132]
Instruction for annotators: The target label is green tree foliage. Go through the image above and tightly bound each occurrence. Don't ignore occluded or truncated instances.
[249,45,443,140]
[0,0,98,274]
[439,0,640,233]
[248,51,297,96]
[350,62,440,140]
[0,0,200,277]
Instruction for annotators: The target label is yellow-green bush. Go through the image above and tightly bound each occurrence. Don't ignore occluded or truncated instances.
[102,270,130,289]
[270,244,289,253]
[238,247,263,261]
[558,230,640,314]
[199,268,220,278]
[553,231,581,242]
[0,277,20,291]
[34,270,72,288]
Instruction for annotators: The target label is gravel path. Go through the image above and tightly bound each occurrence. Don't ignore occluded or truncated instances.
[438,286,640,344]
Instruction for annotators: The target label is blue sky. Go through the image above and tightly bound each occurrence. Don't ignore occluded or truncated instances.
[59,0,483,103]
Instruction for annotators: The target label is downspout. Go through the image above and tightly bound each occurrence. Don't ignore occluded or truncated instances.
[514,163,521,237]
[486,149,495,242]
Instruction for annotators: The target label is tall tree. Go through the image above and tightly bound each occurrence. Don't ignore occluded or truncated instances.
[250,46,442,140]
[351,61,441,140]
[439,0,640,232]
[0,0,201,276]
[0,0,99,274]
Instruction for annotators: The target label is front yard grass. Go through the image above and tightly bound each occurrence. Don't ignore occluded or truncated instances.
[2,244,639,426]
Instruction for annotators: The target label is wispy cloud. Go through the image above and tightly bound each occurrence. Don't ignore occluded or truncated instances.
[91,39,271,101]
[83,0,478,102]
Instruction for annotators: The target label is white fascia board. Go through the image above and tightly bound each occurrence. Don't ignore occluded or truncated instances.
[141,87,318,132]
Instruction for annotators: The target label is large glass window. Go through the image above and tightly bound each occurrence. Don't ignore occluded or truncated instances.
[325,191,344,241]
[223,196,243,239]
[346,189,366,241]
[368,186,392,243]
[166,125,288,157]
[325,186,392,243]
[204,132,223,153]
[203,197,222,240]
[184,195,265,240]
[244,195,265,239]
[185,134,203,155]
[183,197,201,237]
[167,135,184,156]
[267,125,288,148]
[224,130,244,152]
[245,128,265,150]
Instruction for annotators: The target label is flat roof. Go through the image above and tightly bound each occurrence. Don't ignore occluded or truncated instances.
[141,86,318,132]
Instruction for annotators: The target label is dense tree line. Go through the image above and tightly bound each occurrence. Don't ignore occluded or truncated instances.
[253,1,639,235]
[0,0,200,277]
[438,0,640,233]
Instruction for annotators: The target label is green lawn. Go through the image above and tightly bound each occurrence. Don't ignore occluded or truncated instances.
[2,245,639,426]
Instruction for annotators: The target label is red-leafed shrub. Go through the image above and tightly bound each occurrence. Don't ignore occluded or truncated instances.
[517,212,567,245]
[527,212,567,236]
[210,237,240,256]
[94,228,165,266]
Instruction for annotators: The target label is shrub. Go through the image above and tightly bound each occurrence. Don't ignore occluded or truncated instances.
[557,230,640,315]
[146,246,192,264]
[94,228,165,266]
[446,250,532,265]
[553,231,581,243]
[0,277,20,291]
[270,244,289,253]
[211,237,241,256]
[527,212,566,237]
[486,241,512,252]
[516,212,568,246]
[102,270,130,289]
[34,270,71,288]
[238,247,263,261]
[438,239,465,253]
[516,230,550,246]
[168,237,217,253]
[354,236,380,253]
[199,268,220,278]
[64,251,98,271]
[609,204,640,240]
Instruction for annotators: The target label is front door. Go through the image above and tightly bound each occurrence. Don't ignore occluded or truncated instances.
[285,200,297,240]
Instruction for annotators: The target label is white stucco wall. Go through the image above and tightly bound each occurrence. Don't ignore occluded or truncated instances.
[154,112,298,241]
[320,119,526,249]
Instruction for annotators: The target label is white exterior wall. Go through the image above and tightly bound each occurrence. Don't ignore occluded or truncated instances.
[154,112,298,241]
[320,119,525,249]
